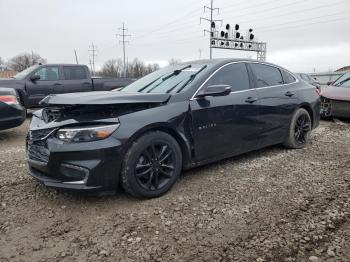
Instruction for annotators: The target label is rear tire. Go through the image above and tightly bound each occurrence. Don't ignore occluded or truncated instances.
[121,131,182,198]
[283,108,312,149]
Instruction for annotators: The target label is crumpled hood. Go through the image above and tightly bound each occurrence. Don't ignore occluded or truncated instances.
[321,86,350,101]
[40,91,171,105]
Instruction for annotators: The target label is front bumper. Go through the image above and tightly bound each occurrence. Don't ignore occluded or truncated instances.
[27,133,125,190]
[321,97,350,118]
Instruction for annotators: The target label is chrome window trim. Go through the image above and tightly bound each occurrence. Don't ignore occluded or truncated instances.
[190,61,299,100]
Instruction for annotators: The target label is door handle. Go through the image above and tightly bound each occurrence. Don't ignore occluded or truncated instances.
[245,97,258,103]
[54,83,62,86]
[285,91,295,97]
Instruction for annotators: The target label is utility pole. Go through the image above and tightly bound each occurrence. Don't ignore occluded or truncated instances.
[200,0,222,59]
[117,23,131,77]
[199,48,202,59]
[74,49,79,64]
[89,59,93,73]
[88,42,97,75]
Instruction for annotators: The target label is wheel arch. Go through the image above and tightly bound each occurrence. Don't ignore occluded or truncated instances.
[125,123,192,170]
[298,103,314,127]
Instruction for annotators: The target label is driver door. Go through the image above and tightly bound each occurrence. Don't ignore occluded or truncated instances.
[26,66,61,107]
[190,62,260,162]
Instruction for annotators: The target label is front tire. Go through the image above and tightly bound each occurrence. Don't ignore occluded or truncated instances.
[121,131,182,198]
[283,108,312,149]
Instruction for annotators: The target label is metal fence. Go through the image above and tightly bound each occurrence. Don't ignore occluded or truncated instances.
[310,72,344,85]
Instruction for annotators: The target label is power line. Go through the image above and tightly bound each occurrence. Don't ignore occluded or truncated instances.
[88,42,97,75]
[222,0,310,19]
[257,10,350,31]
[260,15,350,33]
[200,0,222,59]
[117,22,131,77]
[135,7,202,39]
[238,0,349,24]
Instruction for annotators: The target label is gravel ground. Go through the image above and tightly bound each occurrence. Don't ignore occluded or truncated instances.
[0,119,349,262]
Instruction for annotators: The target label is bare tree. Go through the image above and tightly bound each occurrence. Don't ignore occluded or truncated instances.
[168,58,182,66]
[8,52,46,72]
[0,56,4,65]
[98,58,159,78]
[97,59,123,77]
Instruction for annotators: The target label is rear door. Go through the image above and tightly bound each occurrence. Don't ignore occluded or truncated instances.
[190,62,260,162]
[249,63,298,147]
[25,65,60,107]
[61,66,93,93]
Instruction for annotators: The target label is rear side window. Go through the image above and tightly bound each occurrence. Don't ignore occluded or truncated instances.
[282,70,296,84]
[63,66,87,80]
[251,63,283,87]
[204,63,250,92]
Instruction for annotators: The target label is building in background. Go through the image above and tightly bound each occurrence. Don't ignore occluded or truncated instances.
[0,65,17,78]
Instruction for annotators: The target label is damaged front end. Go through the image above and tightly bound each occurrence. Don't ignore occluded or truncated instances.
[27,91,172,190]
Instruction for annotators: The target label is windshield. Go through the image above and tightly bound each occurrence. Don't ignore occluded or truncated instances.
[333,72,350,88]
[13,65,40,80]
[119,64,208,94]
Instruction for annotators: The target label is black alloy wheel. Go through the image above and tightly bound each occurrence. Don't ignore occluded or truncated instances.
[284,108,312,149]
[121,131,182,198]
[135,143,175,191]
[294,114,311,145]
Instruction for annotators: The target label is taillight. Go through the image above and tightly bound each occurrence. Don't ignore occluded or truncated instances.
[315,88,321,96]
[0,95,19,105]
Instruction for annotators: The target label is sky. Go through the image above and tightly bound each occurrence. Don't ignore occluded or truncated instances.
[0,0,349,73]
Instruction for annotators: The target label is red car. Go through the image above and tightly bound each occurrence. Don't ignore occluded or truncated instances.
[321,72,350,118]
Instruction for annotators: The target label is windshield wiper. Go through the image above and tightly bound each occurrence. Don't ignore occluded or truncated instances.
[335,77,350,87]
[145,65,193,93]
[169,65,207,93]
[137,75,165,92]
[138,65,192,93]
[162,65,192,81]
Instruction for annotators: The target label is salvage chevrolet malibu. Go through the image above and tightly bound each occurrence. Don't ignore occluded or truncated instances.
[27,59,320,198]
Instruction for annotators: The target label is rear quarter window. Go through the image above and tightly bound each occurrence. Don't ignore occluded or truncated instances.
[281,70,297,84]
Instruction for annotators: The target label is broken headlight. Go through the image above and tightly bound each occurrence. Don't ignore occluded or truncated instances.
[56,124,120,143]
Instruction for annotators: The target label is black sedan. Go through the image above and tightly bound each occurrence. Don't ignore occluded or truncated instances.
[0,87,26,131]
[27,59,320,198]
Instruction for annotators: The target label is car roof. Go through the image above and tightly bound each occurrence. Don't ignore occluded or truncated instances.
[38,64,87,67]
[179,58,288,69]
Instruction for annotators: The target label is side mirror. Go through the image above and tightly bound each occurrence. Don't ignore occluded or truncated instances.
[30,75,40,82]
[327,81,333,86]
[196,84,231,98]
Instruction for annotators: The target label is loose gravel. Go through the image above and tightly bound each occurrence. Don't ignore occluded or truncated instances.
[0,119,349,262]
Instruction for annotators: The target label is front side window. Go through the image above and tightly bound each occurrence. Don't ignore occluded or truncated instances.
[251,63,283,87]
[63,66,87,80]
[204,63,250,91]
[34,67,59,81]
